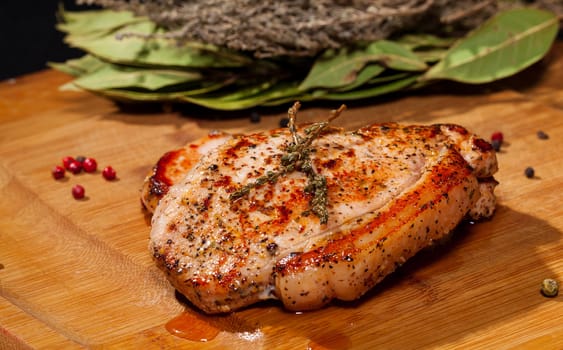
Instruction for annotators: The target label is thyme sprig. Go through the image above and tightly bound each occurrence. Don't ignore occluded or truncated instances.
[230,102,346,224]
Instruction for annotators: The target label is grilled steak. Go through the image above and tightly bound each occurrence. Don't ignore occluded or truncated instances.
[147,122,498,313]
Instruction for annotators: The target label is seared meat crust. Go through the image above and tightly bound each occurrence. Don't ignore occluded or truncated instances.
[148,123,498,313]
[141,131,231,212]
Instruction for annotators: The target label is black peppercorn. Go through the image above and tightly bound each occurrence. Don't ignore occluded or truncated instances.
[524,166,535,178]
[266,242,278,255]
[250,111,261,123]
[279,117,290,128]
[537,130,549,140]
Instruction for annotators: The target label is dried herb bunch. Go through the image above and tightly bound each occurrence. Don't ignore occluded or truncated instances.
[230,102,346,224]
[76,0,499,57]
[56,2,559,109]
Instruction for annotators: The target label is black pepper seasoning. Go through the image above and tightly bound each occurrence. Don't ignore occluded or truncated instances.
[250,111,261,123]
[524,166,535,178]
[537,130,549,140]
[266,242,278,255]
[279,117,290,128]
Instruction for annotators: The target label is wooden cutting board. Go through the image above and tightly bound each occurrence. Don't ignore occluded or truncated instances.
[1,43,563,349]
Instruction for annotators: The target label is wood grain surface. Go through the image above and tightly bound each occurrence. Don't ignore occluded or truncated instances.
[1,42,562,350]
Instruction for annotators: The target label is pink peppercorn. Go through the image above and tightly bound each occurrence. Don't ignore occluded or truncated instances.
[52,165,65,180]
[491,131,504,143]
[72,184,85,199]
[62,156,75,170]
[82,157,97,173]
[102,166,116,180]
[68,160,82,174]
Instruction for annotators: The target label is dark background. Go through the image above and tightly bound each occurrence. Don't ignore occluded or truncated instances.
[0,0,94,81]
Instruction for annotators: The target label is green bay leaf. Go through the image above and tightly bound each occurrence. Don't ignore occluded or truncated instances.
[49,54,105,76]
[420,8,559,83]
[179,82,303,110]
[65,21,251,68]
[299,40,426,91]
[80,83,226,102]
[72,64,203,91]
[335,64,385,91]
[72,76,234,102]
[58,9,144,37]
[365,40,428,72]
[261,94,313,107]
[367,72,411,84]
[298,49,374,91]
[49,62,86,77]
[395,34,456,50]
[412,48,448,63]
[318,75,419,100]
[80,89,185,102]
